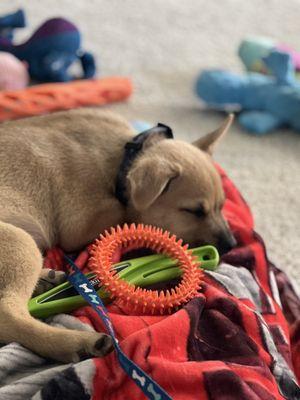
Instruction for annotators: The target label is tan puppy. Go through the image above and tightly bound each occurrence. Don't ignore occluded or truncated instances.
[0,108,235,362]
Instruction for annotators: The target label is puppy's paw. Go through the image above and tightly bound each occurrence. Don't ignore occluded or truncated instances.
[76,332,114,362]
[33,268,67,296]
[57,332,114,363]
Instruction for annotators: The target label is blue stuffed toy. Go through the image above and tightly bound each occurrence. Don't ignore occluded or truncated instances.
[0,9,96,82]
[196,49,300,135]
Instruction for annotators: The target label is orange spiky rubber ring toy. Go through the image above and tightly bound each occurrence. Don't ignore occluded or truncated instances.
[88,224,203,314]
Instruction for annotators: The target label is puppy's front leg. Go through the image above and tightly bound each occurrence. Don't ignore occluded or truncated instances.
[0,221,112,363]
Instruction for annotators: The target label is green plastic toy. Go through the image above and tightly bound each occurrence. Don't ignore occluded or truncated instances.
[28,245,219,319]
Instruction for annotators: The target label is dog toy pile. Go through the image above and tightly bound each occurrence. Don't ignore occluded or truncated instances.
[196,38,300,134]
[0,77,132,122]
[0,9,96,83]
[0,10,132,120]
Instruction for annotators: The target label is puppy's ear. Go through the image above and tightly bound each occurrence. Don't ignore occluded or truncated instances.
[193,114,234,155]
[127,158,181,211]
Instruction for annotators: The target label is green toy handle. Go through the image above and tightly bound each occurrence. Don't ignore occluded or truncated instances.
[28,245,219,319]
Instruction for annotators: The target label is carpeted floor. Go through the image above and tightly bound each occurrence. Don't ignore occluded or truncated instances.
[1,0,300,283]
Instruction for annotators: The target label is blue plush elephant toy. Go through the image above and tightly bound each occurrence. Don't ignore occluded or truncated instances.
[0,9,96,82]
[196,50,300,135]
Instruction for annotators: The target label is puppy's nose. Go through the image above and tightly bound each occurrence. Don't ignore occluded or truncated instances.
[217,231,237,255]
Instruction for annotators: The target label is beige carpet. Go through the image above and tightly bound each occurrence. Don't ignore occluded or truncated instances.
[1,0,300,283]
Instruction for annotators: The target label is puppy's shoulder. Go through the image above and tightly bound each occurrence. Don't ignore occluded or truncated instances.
[0,108,130,129]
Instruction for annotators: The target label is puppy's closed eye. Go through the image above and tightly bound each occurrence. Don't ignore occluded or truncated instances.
[181,205,206,218]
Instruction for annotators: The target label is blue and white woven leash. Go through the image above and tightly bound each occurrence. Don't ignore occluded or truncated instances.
[65,255,172,400]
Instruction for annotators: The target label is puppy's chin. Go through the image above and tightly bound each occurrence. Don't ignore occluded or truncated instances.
[186,239,235,256]
[184,238,210,249]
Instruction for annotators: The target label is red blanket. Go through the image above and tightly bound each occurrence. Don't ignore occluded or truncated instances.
[44,166,300,400]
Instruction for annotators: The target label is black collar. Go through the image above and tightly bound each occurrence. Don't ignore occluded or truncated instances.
[115,123,174,206]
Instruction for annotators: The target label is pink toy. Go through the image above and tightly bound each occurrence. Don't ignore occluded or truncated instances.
[0,51,29,90]
[277,44,300,70]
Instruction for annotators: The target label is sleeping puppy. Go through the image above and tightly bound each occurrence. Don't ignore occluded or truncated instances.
[0,108,235,362]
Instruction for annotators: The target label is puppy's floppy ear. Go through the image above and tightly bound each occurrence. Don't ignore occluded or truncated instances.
[127,158,181,211]
[193,114,234,155]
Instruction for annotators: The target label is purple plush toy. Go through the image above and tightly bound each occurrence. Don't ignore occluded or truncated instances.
[0,9,96,82]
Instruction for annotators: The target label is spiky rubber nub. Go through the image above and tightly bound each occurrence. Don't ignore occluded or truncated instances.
[88,224,203,315]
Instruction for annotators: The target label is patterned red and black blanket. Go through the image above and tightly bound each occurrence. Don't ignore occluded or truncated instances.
[38,165,300,400]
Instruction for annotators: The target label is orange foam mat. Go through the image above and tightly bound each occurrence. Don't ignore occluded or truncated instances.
[0,77,133,122]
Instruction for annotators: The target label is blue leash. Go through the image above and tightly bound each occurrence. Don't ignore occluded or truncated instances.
[65,255,173,400]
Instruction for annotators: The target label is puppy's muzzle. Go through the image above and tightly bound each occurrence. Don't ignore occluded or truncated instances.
[217,230,237,255]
